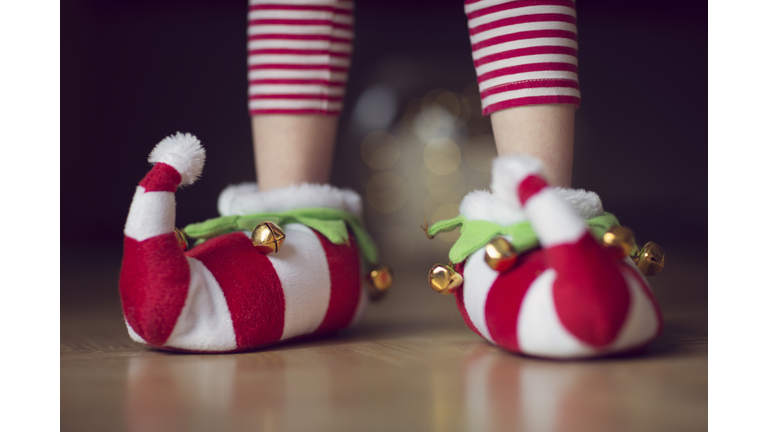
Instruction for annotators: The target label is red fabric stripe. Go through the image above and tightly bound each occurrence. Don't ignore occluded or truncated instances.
[250,109,341,115]
[120,234,190,346]
[188,233,285,350]
[474,45,576,68]
[248,48,350,57]
[483,95,580,115]
[138,163,181,193]
[467,0,575,20]
[469,13,576,36]
[455,287,483,337]
[248,19,352,30]
[484,95,580,115]
[481,78,579,99]
[248,64,348,71]
[472,29,576,51]
[452,261,484,338]
[485,248,550,351]
[313,231,361,334]
[248,94,343,101]
[249,79,345,87]
[249,4,352,15]
[518,175,548,205]
[478,61,577,82]
[548,233,631,348]
[248,34,352,43]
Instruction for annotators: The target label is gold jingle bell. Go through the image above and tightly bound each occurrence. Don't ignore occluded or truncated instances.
[603,225,636,259]
[174,227,188,251]
[428,264,464,295]
[484,237,518,272]
[367,265,394,301]
[250,221,286,254]
[634,242,665,276]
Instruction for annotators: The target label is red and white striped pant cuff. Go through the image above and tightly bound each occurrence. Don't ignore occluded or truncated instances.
[247,0,353,116]
[466,0,581,116]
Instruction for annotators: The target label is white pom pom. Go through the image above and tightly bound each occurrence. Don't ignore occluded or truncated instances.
[148,132,206,186]
[490,154,543,208]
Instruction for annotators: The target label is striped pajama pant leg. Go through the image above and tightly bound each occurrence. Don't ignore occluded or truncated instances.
[246,0,580,117]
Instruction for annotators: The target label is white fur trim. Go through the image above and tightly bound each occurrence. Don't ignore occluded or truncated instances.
[218,182,363,217]
[554,187,604,219]
[148,132,205,186]
[124,187,176,241]
[460,188,603,224]
[490,154,543,208]
[460,190,527,225]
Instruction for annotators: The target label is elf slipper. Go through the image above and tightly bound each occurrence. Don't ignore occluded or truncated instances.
[120,133,391,353]
[425,154,664,360]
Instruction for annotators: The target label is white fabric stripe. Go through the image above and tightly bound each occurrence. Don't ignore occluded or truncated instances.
[250,0,353,8]
[465,0,574,14]
[517,269,594,358]
[125,320,147,344]
[249,69,347,81]
[249,99,343,110]
[248,39,351,51]
[268,224,332,340]
[470,21,576,45]
[468,5,576,29]
[249,84,345,95]
[247,54,350,67]
[482,86,580,108]
[473,37,577,61]
[610,262,659,352]
[248,10,353,24]
[523,188,586,247]
[463,247,499,343]
[248,25,353,39]
[164,257,238,351]
[479,70,578,92]
[475,53,576,76]
[124,186,175,242]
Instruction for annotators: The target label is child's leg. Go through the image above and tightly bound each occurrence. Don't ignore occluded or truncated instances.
[247,0,353,191]
[252,116,338,191]
[490,105,574,188]
[466,0,580,187]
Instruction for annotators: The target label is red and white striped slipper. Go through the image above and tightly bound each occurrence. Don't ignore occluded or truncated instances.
[426,155,665,360]
[119,133,390,353]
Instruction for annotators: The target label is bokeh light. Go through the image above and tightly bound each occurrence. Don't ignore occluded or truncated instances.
[426,170,465,203]
[353,84,398,130]
[366,172,408,213]
[423,138,461,175]
[358,82,497,268]
[361,130,401,170]
[464,134,497,173]
[375,226,416,267]
[431,203,461,243]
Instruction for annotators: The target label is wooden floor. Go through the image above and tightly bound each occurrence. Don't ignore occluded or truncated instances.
[61,246,707,432]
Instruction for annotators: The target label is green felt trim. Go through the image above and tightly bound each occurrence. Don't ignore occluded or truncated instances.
[427,212,621,264]
[183,208,378,265]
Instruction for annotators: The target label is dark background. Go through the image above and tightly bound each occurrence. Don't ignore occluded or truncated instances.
[61,1,707,301]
